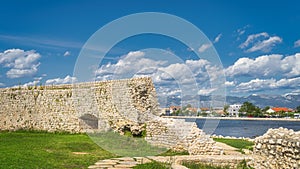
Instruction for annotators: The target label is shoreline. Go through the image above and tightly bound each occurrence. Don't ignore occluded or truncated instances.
[162,116,300,121]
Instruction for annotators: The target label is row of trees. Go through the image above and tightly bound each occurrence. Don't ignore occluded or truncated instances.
[232,102,300,118]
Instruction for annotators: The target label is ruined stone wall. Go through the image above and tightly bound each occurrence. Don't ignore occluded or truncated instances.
[0,77,159,133]
[145,117,222,155]
[252,127,300,169]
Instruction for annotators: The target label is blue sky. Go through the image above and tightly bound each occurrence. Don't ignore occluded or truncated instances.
[0,0,300,98]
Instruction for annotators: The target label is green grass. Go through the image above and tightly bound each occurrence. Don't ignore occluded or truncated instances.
[0,131,115,169]
[213,138,254,153]
[89,131,168,157]
[182,160,253,169]
[157,149,189,156]
[133,161,171,169]
[183,161,230,169]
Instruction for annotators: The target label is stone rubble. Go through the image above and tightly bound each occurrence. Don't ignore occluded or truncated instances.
[145,117,222,155]
[251,127,300,169]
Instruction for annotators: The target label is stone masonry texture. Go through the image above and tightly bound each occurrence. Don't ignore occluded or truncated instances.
[0,77,159,133]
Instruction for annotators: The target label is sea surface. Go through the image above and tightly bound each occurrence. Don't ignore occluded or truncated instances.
[187,118,300,138]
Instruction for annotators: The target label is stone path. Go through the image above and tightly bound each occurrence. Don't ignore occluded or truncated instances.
[88,157,152,169]
[88,142,251,169]
[88,154,255,169]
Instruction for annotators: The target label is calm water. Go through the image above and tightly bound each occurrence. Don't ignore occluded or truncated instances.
[189,119,300,138]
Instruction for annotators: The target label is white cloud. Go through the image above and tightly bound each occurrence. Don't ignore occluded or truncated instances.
[239,32,282,53]
[45,75,77,85]
[95,50,222,97]
[239,32,269,48]
[198,43,212,53]
[235,78,277,92]
[63,51,71,56]
[213,34,222,43]
[234,77,300,93]
[225,81,235,87]
[294,39,300,48]
[0,49,41,78]
[247,36,282,53]
[237,25,250,36]
[281,53,300,77]
[22,79,41,87]
[226,53,300,78]
[285,89,300,96]
[0,83,5,87]
[226,54,282,77]
[198,88,217,96]
[95,51,167,80]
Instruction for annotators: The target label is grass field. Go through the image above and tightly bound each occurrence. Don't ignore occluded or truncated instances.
[0,131,254,169]
[213,138,254,153]
[89,131,167,157]
[0,131,115,169]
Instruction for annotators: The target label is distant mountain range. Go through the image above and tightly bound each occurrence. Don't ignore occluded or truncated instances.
[158,94,300,109]
[226,94,300,109]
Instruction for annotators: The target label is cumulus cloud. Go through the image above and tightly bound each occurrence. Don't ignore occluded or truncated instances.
[226,53,300,78]
[0,49,41,78]
[294,39,300,48]
[63,51,71,56]
[239,32,282,53]
[198,88,217,96]
[198,43,212,53]
[225,81,235,87]
[213,34,222,43]
[234,77,300,93]
[45,75,77,85]
[95,50,223,96]
[95,51,167,80]
[22,79,41,87]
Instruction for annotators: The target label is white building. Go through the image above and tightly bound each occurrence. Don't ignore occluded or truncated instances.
[228,104,242,117]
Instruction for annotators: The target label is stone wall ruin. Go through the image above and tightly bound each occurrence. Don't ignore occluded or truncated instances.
[0,77,159,134]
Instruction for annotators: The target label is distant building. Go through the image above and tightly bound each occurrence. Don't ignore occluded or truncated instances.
[228,104,242,117]
[266,107,293,114]
[169,106,181,114]
[186,107,198,113]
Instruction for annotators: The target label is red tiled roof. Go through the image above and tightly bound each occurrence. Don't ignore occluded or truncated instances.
[271,107,292,112]
[170,106,181,110]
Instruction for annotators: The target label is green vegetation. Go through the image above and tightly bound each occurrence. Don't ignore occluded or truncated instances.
[213,138,254,153]
[183,161,231,169]
[296,106,300,113]
[0,131,115,169]
[133,161,170,169]
[239,102,263,117]
[182,159,253,169]
[157,149,189,156]
[89,131,167,157]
